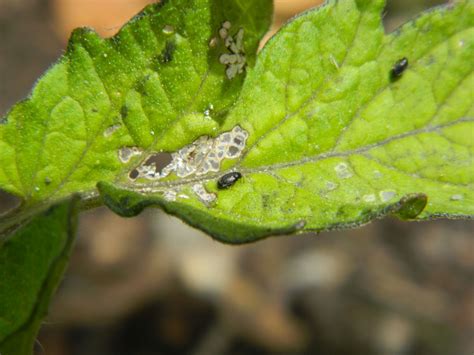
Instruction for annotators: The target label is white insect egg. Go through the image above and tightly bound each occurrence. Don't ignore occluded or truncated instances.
[209,37,218,48]
[219,28,228,39]
[218,21,246,79]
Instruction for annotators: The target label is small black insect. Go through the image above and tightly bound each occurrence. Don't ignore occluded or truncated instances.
[217,172,242,189]
[391,57,409,79]
[161,41,176,64]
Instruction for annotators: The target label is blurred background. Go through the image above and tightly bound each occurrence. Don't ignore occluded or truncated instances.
[1,0,473,354]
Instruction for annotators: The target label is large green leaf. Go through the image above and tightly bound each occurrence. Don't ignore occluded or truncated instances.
[0,0,473,244]
[0,0,272,232]
[100,0,473,243]
[0,199,78,355]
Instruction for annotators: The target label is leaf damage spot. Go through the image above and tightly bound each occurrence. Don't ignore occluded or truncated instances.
[192,183,216,204]
[118,147,142,163]
[131,126,249,205]
[326,181,338,191]
[104,123,121,137]
[380,190,396,202]
[135,125,248,180]
[129,169,139,180]
[329,54,340,69]
[334,162,353,179]
[218,21,246,79]
[363,194,376,203]
[450,194,463,201]
[164,189,177,201]
[134,152,173,179]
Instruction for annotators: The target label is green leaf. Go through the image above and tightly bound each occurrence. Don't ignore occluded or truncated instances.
[100,0,473,243]
[0,199,78,355]
[0,0,272,232]
[1,0,473,244]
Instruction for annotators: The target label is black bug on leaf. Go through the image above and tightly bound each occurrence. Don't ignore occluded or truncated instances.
[161,41,176,64]
[217,172,242,189]
[391,57,409,79]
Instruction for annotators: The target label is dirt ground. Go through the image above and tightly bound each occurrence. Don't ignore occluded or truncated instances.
[1,1,473,354]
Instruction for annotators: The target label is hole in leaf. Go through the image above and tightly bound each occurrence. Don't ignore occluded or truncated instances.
[144,152,173,174]
[129,169,139,180]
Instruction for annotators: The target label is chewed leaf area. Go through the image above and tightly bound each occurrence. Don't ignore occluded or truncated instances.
[102,0,473,243]
[127,125,248,204]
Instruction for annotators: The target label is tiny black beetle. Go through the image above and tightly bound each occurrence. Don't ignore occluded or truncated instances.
[391,57,409,79]
[217,172,242,189]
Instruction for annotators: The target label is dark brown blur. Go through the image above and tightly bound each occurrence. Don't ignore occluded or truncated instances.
[1,1,473,355]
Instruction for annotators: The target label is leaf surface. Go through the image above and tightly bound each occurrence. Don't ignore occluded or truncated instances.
[1,0,473,243]
[0,199,78,355]
[101,0,473,243]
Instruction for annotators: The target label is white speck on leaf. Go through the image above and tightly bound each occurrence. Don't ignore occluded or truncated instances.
[104,123,121,137]
[163,25,175,35]
[380,190,396,202]
[450,194,463,201]
[363,194,376,203]
[192,183,216,204]
[209,37,218,48]
[326,181,338,191]
[329,54,339,69]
